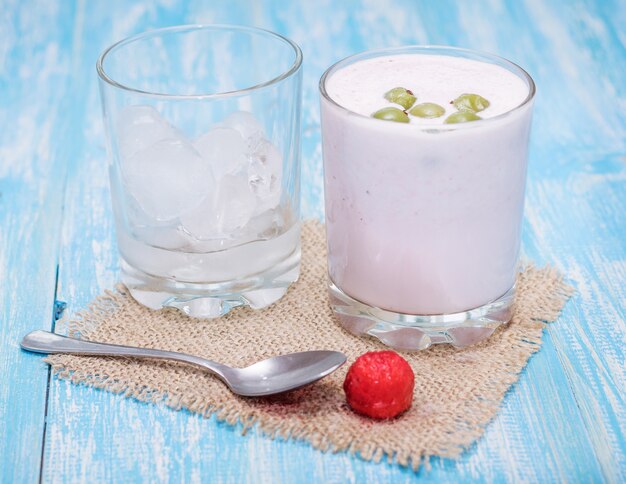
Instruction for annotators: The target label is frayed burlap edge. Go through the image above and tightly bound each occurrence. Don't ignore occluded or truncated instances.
[45,220,574,471]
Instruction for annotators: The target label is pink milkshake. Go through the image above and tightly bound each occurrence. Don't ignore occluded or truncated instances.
[319,47,535,350]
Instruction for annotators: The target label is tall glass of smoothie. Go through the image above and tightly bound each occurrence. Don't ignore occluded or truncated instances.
[319,46,535,350]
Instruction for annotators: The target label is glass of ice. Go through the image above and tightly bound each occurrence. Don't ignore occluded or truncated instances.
[97,25,302,318]
[319,46,535,350]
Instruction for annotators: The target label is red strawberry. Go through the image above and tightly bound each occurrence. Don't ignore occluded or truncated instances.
[343,351,415,419]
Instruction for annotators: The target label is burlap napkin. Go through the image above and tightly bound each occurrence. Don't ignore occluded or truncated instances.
[46,220,573,470]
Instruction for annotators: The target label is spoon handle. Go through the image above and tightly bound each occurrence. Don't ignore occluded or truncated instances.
[20,330,229,380]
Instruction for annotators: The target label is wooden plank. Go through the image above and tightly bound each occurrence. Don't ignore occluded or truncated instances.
[513,0,626,480]
[0,1,77,481]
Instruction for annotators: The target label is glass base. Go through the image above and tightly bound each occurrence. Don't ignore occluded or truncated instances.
[120,249,300,318]
[328,282,515,350]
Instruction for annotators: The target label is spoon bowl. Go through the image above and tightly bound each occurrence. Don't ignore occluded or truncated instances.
[226,351,346,396]
[228,350,347,396]
[20,330,347,397]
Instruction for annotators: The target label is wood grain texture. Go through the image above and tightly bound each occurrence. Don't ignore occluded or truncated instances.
[0,0,624,482]
[517,0,626,481]
[0,1,76,481]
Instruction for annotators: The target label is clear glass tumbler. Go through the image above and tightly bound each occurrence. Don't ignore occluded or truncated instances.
[97,25,303,318]
[319,46,535,350]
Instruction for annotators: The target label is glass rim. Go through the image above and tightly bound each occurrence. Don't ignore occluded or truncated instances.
[319,45,536,130]
[97,24,303,100]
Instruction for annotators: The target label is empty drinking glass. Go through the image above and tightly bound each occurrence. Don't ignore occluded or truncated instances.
[97,25,303,318]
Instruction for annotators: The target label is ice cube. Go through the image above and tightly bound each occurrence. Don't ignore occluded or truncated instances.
[122,195,187,249]
[122,138,212,222]
[193,127,248,179]
[181,173,256,239]
[117,105,181,160]
[240,207,283,239]
[132,225,188,250]
[221,111,265,150]
[248,139,283,213]
[214,173,256,233]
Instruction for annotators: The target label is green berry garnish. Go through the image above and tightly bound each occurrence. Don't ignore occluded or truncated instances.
[452,93,490,113]
[372,107,410,123]
[384,87,416,110]
[444,111,482,124]
[409,102,445,119]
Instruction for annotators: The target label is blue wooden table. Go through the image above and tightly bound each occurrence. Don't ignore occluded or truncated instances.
[1,0,624,482]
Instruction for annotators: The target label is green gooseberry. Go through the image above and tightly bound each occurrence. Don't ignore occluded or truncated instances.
[384,87,417,110]
[444,111,482,124]
[371,107,410,123]
[452,93,490,113]
[409,102,446,119]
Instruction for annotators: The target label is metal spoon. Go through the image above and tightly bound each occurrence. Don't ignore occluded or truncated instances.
[21,330,347,397]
